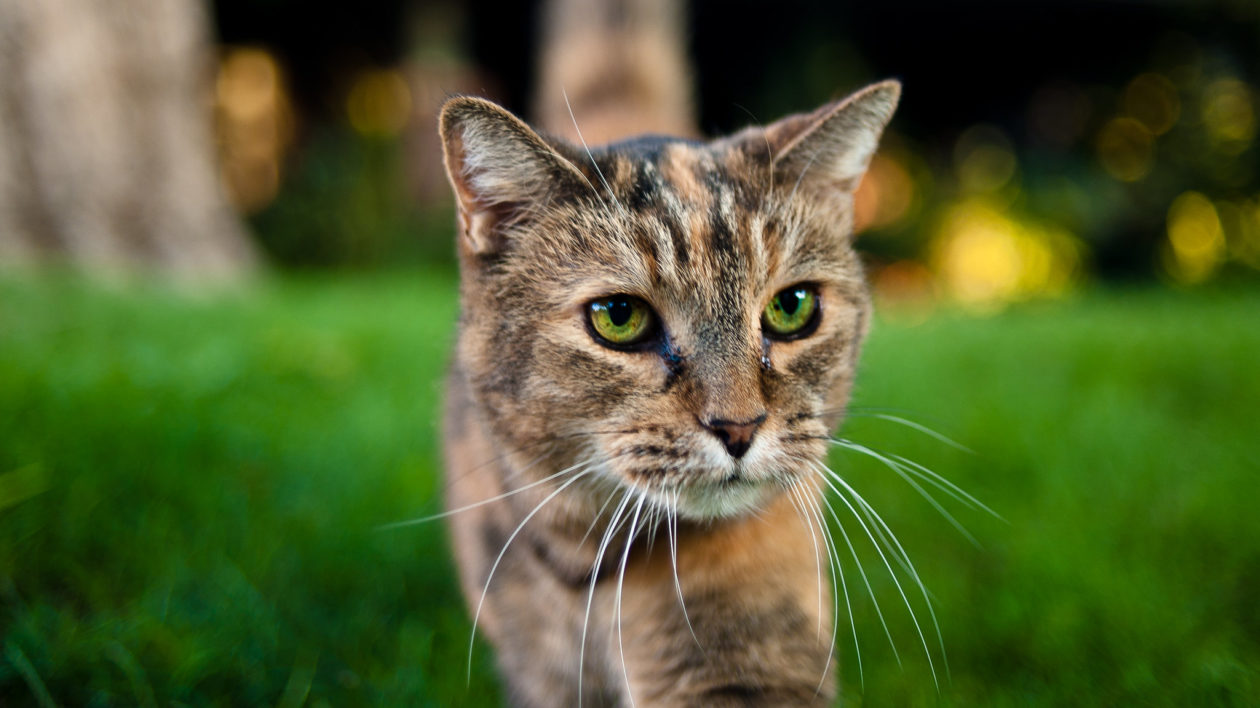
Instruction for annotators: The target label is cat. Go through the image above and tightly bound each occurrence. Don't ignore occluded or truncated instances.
[439,79,899,706]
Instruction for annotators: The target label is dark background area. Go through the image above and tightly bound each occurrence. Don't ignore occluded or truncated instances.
[212,0,1259,135]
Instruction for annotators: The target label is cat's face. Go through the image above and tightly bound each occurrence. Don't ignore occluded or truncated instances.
[442,82,899,520]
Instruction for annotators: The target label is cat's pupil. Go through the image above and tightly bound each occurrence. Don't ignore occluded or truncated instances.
[608,299,632,327]
[780,290,802,315]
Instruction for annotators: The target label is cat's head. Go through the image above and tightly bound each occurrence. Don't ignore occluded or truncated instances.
[440,82,899,520]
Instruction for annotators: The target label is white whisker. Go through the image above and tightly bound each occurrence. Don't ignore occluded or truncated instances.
[730,102,776,207]
[863,413,974,453]
[833,438,980,547]
[786,480,825,638]
[562,88,626,219]
[786,148,823,206]
[786,451,865,688]
[579,486,635,706]
[644,495,665,553]
[814,462,944,688]
[887,451,1005,522]
[817,491,864,689]
[810,465,902,668]
[798,480,845,694]
[467,462,596,681]
[380,451,563,529]
[579,488,621,547]
[667,487,701,650]
[840,477,951,680]
[615,491,648,707]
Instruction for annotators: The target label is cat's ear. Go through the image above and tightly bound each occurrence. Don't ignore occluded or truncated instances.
[764,80,901,195]
[439,97,589,255]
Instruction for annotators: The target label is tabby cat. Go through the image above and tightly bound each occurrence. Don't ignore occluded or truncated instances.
[440,80,900,706]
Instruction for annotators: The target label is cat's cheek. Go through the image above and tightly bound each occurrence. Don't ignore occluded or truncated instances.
[761,339,807,375]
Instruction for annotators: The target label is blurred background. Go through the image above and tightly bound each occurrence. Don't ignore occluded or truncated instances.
[218,0,1256,294]
[1,0,1258,705]
[4,0,1257,293]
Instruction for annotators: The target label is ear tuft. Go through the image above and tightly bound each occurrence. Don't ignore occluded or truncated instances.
[439,97,587,255]
[767,80,901,195]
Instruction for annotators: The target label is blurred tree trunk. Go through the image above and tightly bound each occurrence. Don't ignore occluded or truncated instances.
[0,0,257,280]
[534,0,695,145]
[403,3,489,208]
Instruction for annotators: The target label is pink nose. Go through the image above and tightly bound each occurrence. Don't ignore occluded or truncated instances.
[701,413,767,459]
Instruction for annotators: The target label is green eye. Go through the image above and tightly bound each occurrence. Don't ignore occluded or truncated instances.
[763,285,819,338]
[588,296,656,347]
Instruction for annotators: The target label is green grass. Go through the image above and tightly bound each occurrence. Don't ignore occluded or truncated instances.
[1,272,1257,706]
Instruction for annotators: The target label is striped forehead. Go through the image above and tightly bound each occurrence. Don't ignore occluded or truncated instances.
[593,139,768,319]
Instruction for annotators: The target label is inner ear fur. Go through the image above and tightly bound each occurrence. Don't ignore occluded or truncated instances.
[757,80,901,196]
[439,97,590,255]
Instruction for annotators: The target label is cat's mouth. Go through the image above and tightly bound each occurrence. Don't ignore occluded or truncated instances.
[599,428,819,520]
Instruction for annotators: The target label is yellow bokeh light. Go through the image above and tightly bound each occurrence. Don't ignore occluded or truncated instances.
[1202,78,1256,152]
[1165,191,1225,282]
[1124,73,1180,135]
[1096,117,1154,182]
[939,211,1021,303]
[214,47,294,213]
[932,200,1081,307]
[954,125,1017,193]
[217,49,279,122]
[1214,198,1260,269]
[346,70,413,138]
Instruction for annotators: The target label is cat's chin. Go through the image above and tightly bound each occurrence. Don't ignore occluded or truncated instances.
[673,476,782,521]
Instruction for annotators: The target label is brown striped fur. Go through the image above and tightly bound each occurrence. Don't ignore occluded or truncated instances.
[440,81,900,706]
